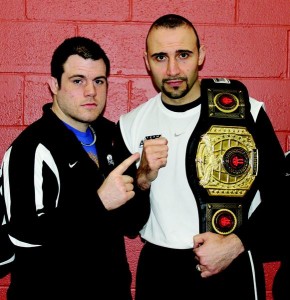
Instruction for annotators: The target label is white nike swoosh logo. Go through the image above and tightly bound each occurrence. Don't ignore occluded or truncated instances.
[69,161,78,168]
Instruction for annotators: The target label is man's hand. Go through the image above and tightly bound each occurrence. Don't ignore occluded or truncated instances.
[97,152,140,210]
[193,232,245,278]
[137,137,168,190]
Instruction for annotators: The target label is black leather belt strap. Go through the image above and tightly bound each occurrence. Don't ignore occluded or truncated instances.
[186,78,259,235]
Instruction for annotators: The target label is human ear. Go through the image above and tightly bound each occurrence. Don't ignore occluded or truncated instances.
[143,52,151,72]
[198,45,206,66]
[47,77,59,95]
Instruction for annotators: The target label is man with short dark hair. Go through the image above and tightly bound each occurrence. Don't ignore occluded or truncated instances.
[116,14,285,300]
[0,36,150,300]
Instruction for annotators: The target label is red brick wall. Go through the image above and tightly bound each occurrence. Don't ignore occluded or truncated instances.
[0,1,289,299]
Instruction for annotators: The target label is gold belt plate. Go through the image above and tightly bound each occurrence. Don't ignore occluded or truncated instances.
[196,125,258,197]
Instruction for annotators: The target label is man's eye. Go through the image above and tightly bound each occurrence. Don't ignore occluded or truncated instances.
[94,79,105,85]
[73,79,82,84]
[179,52,189,59]
[156,55,166,61]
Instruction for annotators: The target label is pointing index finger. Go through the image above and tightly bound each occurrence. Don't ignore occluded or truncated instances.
[113,152,140,175]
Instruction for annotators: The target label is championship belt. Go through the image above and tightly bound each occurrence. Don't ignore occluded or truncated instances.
[187,78,258,235]
[196,125,258,234]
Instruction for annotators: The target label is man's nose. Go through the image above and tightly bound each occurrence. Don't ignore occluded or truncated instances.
[84,81,96,96]
[166,58,180,77]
